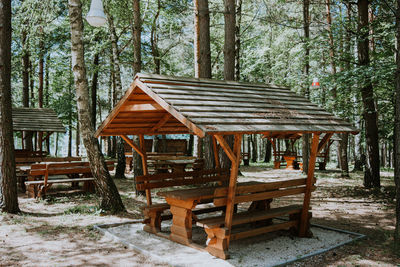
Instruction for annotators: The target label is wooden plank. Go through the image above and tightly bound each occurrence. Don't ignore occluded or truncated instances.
[137,168,229,182]
[192,118,351,127]
[119,103,164,112]
[135,79,206,137]
[212,136,221,169]
[197,205,302,228]
[121,135,144,158]
[95,84,140,138]
[183,112,339,120]
[150,114,172,131]
[139,134,151,206]
[230,220,298,241]
[214,178,309,197]
[299,132,320,237]
[224,134,242,246]
[317,133,333,154]
[137,175,227,191]
[25,177,94,185]
[213,186,311,207]
[214,135,235,163]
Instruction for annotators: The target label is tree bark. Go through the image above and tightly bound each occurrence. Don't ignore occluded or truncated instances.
[394,0,400,252]
[151,0,161,74]
[107,12,126,179]
[195,0,214,169]
[302,0,311,173]
[220,0,236,170]
[357,0,380,188]
[264,138,271,163]
[0,0,19,213]
[235,0,242,81]
[68,0,125,213]
[131,0,144,184]
[91,53,99,129]
[21,18,33,151]
[132,0,141,75]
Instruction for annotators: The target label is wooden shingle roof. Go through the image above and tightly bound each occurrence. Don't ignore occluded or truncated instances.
[96,73,357,137]
[12,108,65,133]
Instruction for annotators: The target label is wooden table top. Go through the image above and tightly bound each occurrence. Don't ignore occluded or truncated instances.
[157,181,266,201]
[157,186,218,201]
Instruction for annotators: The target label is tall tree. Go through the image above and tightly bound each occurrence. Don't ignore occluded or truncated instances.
[107,12,126,179]
[220,0,236,169]
[0,0,19,213]
[302,0,311,173]
[21,2,33,151]
[357,0,380,188]
[151,0,161,74]
[132,0,144,190]
[68,0,125,213]
[194,0,214,169]
[91,53,99,129]
[394,0,400,252]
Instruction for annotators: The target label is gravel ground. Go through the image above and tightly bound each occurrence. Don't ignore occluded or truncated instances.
[100,220,360,267]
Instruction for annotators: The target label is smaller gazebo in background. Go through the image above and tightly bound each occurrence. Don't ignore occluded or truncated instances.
[12,107,65,157]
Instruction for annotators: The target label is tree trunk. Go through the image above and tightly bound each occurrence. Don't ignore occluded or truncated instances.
[132,0,141,75]
[76,119,80,156]
[91,53,99,129]
[107,12,126,178]
[251,134,257,163]
[264,138,271,163]
[131,0,144,185]
[220,0,236,170]
[302,0,311,173]
[195,0,214,169]
[151,0,161,74]
[29,60,35,107]
[394,0,400,252]
[235,0,242,81]
[0,0,19,213]
[21,20,33,151]
[68,0,125,213]
[357,0,380,188]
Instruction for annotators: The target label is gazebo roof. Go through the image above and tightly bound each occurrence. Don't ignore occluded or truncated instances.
[12,107,65,133]
[96,73,357,138]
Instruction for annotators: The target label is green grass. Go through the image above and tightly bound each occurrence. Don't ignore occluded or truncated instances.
[64,205,103,215]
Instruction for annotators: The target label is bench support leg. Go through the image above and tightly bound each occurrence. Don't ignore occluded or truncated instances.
[204,227,229,260]
[290,212,313,237]
[143,210,163,234]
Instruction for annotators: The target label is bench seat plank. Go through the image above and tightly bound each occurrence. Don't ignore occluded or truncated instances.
[25,177,94,185]
[197,205,303,229]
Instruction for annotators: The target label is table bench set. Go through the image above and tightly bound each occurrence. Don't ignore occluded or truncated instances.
[136,169,315,259]
[23,161,115,198]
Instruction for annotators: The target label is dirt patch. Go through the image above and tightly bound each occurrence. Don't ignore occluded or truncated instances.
[1,166,399,266]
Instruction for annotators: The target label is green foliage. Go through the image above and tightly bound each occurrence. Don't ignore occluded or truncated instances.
[9,0,397,159]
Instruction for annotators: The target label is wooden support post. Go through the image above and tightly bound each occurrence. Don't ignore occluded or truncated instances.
[299,132,320,237]
[212,135,220,169]
[139,134,151,205]
[121,134,152,205]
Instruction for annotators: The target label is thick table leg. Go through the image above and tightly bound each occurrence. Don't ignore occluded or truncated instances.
[166,198,197,245]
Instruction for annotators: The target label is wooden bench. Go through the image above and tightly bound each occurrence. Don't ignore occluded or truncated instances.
[25,161,115,198]
[196,177,315,259]
[136,168,230,233]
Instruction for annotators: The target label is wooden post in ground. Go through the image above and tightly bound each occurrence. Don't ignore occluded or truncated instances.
[299,132,320,237]
[121,134,151,205]
[139,134,151,204]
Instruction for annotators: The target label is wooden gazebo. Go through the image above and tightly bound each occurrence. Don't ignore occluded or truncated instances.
[12,107,65,156]
[96,73,357,258]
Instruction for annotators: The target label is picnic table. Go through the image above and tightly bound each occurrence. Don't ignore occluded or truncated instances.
[155,159,196,173]
[157,181,267,245]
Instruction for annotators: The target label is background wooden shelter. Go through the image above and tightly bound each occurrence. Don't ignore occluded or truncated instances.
[12,107,65,155]
[96,73,357,256]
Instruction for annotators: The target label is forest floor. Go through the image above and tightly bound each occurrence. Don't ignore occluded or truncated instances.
[0,163,399,267]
